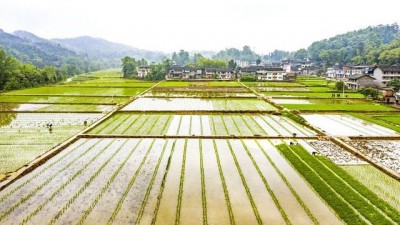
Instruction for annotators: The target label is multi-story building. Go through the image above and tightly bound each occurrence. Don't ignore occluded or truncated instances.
[137,65,153,78]
[346,74,376,90]
[372,65,400,87]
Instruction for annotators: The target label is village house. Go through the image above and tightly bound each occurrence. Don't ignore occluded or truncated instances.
[346,74,375,90]
[204,68,235,79]
[168,66,202,79]
[372,65,400,87]
[257,67,286,81]
[137,65,153,78]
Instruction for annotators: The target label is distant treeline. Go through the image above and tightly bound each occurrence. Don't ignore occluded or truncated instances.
[0,49,65,91]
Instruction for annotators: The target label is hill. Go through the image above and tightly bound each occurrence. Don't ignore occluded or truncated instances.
[52,36,165,62]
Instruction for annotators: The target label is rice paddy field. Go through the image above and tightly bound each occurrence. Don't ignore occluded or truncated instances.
[1,71,400,225]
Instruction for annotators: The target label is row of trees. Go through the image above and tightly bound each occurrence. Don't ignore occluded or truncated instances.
[0,49,64,91]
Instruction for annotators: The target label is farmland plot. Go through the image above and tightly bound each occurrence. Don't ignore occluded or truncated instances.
[302,114,398,136]
[0,95,129,104]
[347,141,400,174]
[4,87,146,96]
[144,91,256,97]
[122,98,276,111]
[0,113,104,176]
[0,138,351,224]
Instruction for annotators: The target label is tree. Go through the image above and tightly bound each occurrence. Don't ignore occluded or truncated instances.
[228,59,237,70]
[335,81,346,91]
[121,56,138,78]
[146,64,166,81]
[256,59,261,65]
[387,79,400,91]
[359,87,379,100]
[240,74,257,82]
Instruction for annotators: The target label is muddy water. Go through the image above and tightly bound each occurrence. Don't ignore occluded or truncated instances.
[112,139,167,224]
[253,116,278,135]
[214,139,258,225]
[201,139,231,225]
[166,115,181,135]
[258,140,343,224]
[178,115,191,135]
[154,139,185,225]
[229,139,288,224]
[190,115,202,135]
[137,140,175,225]
[200,115,212,135]
[180,139,203,225]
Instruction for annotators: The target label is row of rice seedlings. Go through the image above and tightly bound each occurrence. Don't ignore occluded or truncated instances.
[133,115,156,135]
[174,139,188,225]
[242,115,267,135]
[157,115,173,135]
[277,144,372,225]
[122,114,149,134]
[91,114,125,134]
[280,116,313,136]
[199,116,204,135]
[151,140,178,224]
[75,139,143,225]
[292,144,398,224]
[0,139,87,203]
[225,140,263,225]
[212,140,235,224]
[106,139,156,224]
[211,116,227,135]
[314,156,400,224]
[17,139,116,225]
[267,115,292,135]
[176,115,183,135]
[48,139,131,224]
[110,114,140,134]
[273,115,308,136]
[188,115,193,135]
[120,114,143,134]
[258,115,280,134]
[0,139,103,222]
[239,140,291,224]
[199,140,208,224]
[134,140,172,224]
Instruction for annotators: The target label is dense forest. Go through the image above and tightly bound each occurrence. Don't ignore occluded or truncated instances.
[212,46,261,62]
[0,49,64,91]
[287,23,400,66]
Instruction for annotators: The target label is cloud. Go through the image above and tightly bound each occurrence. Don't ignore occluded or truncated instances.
[0,0,399,53]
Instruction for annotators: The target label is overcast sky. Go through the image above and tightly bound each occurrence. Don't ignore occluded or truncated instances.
[1,0,399,53]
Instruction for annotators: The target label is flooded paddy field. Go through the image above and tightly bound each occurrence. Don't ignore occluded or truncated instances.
[144,90,256,97]
[0,113,104,177]
[302,114,398,136]
[0,95,129,104]
[3,86,147,96]
[89,113,315,137]
[122,98,277,111]
[0,103,115,113]
[0,138,342,225]
[281,99,396,111]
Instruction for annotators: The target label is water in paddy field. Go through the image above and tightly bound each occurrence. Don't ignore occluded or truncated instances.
[302,114,397,136]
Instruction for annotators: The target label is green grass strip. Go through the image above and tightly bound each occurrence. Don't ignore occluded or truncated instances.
[107,139,155,225]
[315,156,400,224]
[225,140,262,225]
[212,140,235,225]
[276,144,367,225]
[290,145,396,224]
